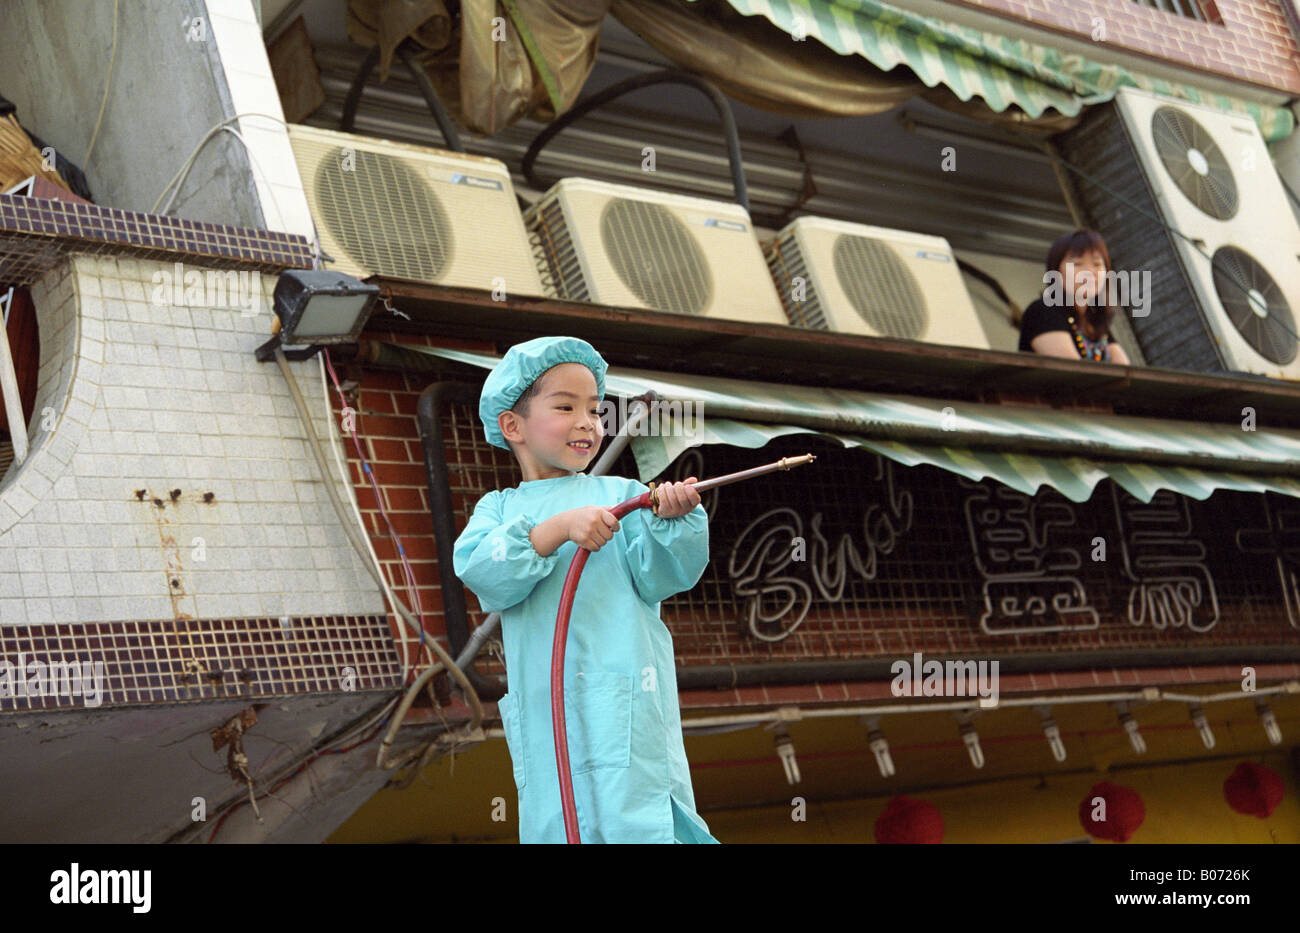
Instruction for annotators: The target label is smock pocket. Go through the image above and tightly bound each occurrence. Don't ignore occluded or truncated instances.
[566,671,632,775]
[498,692,527,789]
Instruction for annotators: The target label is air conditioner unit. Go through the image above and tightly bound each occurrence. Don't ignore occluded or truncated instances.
[1060,87,1300,378]
[764,217,990,348]
[524,177,788,325]
[286,124,544,296]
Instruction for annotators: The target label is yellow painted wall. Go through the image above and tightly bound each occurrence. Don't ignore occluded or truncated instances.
[330,696,1300,844]
[703,752,1300,843]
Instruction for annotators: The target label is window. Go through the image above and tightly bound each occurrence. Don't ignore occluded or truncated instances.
[1131,0,1223,25]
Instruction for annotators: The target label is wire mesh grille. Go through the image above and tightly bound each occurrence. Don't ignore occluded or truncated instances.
[832,235,927,339]
[313,146,453,281]
[443,406,1300,669]
[599,199,712,314]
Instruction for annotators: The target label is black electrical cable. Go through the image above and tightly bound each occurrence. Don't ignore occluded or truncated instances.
[340,42,463,153]
[522,68,750,214]
[955,257,1021,325]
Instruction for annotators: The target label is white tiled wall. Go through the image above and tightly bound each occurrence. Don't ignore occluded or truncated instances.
[0,254,386,625]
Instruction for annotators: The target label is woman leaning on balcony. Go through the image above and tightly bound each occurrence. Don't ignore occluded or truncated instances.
[1018,229,1131,365]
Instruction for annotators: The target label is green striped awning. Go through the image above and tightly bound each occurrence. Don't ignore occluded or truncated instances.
[401,344,1300,504]
[689,0,1294,141]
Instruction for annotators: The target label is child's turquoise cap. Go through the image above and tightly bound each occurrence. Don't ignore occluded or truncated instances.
[478,336,608,449]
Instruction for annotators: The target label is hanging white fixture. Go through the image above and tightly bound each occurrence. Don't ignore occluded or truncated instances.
[957,714,985,769]
[1255,697,1283,745]
[862,716,896,778]
[774,728,801,785]
[1189,704,1215,749]
[1035,705,1067,762]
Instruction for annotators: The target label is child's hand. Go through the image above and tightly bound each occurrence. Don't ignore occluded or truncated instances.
[655,477,701,519]
[566,506,620,551]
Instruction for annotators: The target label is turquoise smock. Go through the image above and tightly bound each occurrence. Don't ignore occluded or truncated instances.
[453,472,719,844]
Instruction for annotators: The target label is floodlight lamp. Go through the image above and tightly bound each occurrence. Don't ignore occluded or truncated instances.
[256,269,379,361]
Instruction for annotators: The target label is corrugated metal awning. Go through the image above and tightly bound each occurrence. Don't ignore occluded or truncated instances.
[401,343,1300,503]
[698,0,1295,141]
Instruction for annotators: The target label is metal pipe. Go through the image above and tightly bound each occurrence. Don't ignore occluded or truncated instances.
[416,382,505,700]
[479,677,1296,740]
[682,693,1151,728]
[673,645,1300,690]
[678,453,814,496]
[676,681,1300,730]
[589,393,656,475]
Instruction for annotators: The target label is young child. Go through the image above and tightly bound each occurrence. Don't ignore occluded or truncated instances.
[452,336,719,844]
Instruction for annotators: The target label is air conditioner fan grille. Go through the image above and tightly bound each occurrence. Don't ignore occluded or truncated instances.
[1211,246,1297,365]
[1151,106,1238,220]
[832,235,927,339]
[600,199,711,314]
[314,147,453,281]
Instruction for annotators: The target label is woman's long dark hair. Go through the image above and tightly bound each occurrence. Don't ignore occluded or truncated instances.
[1043,228,1117,340]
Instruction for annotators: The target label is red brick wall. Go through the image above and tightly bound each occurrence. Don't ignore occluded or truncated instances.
[328,332,499,664]
[945,0,1300,93]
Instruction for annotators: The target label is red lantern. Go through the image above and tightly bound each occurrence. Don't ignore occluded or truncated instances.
[1223,762,1284,818]
[875,795,943,844]
[1078,781,1145,842]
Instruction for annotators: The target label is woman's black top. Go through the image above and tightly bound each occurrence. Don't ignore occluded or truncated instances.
[1019,296,1118,355]
[1018,298,1074,352]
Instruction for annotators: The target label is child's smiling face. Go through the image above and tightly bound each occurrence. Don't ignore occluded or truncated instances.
[499,363,604,481]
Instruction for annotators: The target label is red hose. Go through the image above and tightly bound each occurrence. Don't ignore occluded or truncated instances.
[547,455,815,843]
[551,491,651,845]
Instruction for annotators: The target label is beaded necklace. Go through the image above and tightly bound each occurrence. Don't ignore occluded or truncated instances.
[1067,314,1109,362]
